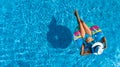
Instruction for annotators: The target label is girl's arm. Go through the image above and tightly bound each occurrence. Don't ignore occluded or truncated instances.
[80,44,92,56]
[102,37,107,49]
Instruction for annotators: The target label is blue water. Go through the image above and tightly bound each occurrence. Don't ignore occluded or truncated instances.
[0,0,120,67]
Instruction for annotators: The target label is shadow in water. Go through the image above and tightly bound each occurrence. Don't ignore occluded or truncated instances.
[17,60,30,67]
[47,16,72,49]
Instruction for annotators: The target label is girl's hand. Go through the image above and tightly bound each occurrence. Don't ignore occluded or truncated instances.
[86,37,94,43]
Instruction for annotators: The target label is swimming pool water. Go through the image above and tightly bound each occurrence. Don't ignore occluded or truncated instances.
[0,0,120,67]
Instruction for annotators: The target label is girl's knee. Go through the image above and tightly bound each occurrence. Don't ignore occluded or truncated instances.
[81,34,85,38]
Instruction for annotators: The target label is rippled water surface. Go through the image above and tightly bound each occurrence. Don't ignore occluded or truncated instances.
[0,0,120,67]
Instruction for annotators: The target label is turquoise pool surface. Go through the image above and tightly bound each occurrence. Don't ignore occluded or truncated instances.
[0,0,120,67]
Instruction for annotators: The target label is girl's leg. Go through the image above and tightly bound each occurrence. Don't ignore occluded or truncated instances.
[75,10,92,36]
[74,11,85,38]
[81,20,92,36]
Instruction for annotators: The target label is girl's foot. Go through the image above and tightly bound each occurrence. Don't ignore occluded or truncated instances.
[74,10,79,17]
[74,10,83,22]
